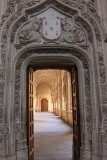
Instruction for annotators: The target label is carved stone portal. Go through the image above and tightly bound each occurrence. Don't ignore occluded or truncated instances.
[0,0,107,159]
[17,7,86,45]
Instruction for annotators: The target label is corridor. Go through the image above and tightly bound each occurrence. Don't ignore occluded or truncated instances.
[34,112,73,160]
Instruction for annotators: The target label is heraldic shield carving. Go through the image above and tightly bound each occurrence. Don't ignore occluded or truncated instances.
[42,18,61,40]
[17,7,86,45]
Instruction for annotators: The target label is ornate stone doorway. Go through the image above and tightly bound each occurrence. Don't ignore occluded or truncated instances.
[0,0,106,160]
[26,59,85,160]
[13,45,92,160]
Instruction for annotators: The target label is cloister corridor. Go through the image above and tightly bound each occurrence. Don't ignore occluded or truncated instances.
[31,69,75,160]
[33,69,73,125]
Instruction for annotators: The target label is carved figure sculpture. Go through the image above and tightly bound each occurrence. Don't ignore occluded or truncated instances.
[18,28,30,43]
[29,18,42,42]
[61,17,86,43]
[18,16,86,44]
[18,18,42,44]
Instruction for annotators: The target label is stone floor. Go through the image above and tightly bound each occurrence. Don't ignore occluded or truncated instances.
[34,112,73,160]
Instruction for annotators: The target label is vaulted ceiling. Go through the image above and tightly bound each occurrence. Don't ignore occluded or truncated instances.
[33,69,60,89]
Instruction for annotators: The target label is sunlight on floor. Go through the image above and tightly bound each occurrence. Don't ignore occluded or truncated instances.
[34,112,73,160]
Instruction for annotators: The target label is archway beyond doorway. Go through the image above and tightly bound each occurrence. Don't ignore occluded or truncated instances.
[27,67,80,160]
[14,46,91,160]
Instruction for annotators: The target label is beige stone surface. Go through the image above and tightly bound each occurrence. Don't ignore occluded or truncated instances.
[34,112,73,160]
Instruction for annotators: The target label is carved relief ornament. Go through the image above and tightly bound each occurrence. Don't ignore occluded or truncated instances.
[17,15,86,45]
[0,0,105,125]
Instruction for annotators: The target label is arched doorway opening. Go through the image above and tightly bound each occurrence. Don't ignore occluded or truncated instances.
[27,64,80,160]
[14,46,91,160]
[41,98,48,112]
[35,82,51,112]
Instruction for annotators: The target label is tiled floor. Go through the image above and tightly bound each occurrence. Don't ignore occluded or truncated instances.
[34,112,73,160]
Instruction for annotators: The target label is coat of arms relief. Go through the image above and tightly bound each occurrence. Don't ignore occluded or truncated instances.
[17,8,86,45]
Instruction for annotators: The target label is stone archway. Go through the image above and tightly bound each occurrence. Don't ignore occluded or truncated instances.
[14,46,92,160]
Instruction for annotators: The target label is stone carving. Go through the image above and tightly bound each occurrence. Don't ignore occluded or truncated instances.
[0,123,3,142]
[60,0,97,16]
[0,69,5,81]
[2,124,9,135]
[0,0,107,158]
[17,16,86,44]
[18,18,42,43]
[99,67,106,84]
[0,94,4,106]
[81,11,102,42]
[87,0,97,13]
[14,107,20,123]
[0,82,4,91]
[61,17,86,43]
[102,106,107,124]
[101,84,107,103]
[0,108,3,123]
[0,0,98,46]
[6,2,92,44]
[14,48,92,140]
[0,123,9,155]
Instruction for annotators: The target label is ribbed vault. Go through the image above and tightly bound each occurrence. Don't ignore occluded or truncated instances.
[34,69,61,89]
